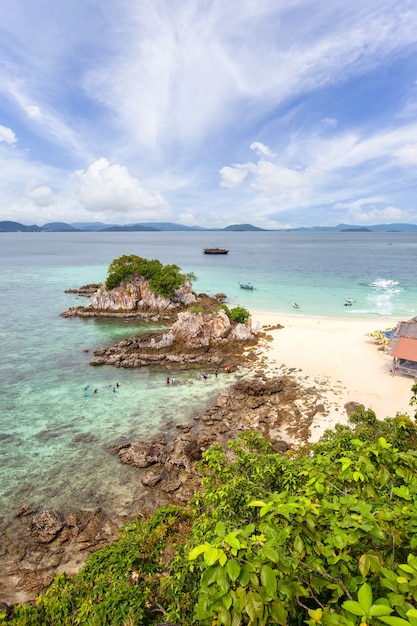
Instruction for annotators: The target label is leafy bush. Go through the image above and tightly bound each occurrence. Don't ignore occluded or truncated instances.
[6,390,417,626]
[104,254,189,298]
[218,304,250,324]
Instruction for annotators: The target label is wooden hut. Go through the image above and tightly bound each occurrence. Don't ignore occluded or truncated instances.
[389,316,417,376]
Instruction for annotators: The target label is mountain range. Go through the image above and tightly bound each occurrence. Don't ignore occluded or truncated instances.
[1,220,417,233]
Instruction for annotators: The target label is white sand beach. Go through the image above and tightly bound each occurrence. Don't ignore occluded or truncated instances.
[250,312,415,442]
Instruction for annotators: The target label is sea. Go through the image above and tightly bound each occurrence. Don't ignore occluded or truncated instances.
[0,230,416,526]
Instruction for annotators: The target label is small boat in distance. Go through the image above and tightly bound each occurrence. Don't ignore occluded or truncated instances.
[239,282,254,290]
[293,303,300,309]
[203,247,229,254]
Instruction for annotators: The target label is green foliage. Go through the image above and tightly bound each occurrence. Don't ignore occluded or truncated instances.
[6,389,417,626]
[8,506,193,625]
[218,304,250,324]
[104,254,189,297]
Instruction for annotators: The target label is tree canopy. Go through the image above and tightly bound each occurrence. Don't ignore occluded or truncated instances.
[104,254,188,297]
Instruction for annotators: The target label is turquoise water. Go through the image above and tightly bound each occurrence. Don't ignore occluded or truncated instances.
[0,231,416,523]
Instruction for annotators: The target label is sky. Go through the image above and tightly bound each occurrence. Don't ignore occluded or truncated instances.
[1,0,417,229]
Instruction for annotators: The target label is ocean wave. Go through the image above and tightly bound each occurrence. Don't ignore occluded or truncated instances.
[370,278,400,289]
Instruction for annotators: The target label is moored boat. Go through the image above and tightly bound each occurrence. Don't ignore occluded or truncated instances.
[239,282,254,290]
[203,248,229,254]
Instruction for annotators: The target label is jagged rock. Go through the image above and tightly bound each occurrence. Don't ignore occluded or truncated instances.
[142,467,166,487]
[14,504,36,518]
[90,310,259,369]
[61,276,196,319]
[118,437,168,468]
[30,510,64,544]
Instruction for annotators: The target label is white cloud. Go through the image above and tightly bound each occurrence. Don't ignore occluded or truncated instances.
[0,125,17,144]
[250,142,275,157]
[348,203,411,224]
[219,165,250,188]
[394,144,417,166]
[26,185,55,207]
[73,158,172,220]
[251,161,310,195]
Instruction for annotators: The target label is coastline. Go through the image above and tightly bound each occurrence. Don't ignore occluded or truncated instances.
[250,311,415,441]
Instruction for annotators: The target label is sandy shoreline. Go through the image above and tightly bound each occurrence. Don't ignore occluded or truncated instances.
[249,311,415,442]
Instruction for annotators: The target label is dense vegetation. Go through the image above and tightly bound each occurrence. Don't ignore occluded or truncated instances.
[104,254,196,297]
[3,384,417,625]
[219,304,251,324]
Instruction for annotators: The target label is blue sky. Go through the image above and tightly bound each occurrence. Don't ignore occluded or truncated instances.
[1,0,417,229]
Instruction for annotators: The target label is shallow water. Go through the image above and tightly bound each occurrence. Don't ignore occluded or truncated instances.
[0,231,416,523]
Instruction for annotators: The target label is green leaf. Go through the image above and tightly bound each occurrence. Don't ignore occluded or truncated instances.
[225,532,241,550]
[379,617,412,626]
[270,601,288,625]
[369,605,393,616]
[204,546,221,566]
[260,564,277,598]
[342,600,366,616]
[338,457,352,471]
[359,554,371,577]
[245,592,265,621]
[259,546,280,563]
[226,559,241,582]
[393,486,412,501]
[358,583,373,612]
[201,565,223,587]
[249,500,267,508]
[333,532,348,549]
[216,521,227,537]
[189,544,209,560]
[294,535,305,556]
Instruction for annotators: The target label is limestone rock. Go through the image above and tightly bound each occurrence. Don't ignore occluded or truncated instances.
[62,276,196,319]
[118,438,167,468]
[30,510,64,544]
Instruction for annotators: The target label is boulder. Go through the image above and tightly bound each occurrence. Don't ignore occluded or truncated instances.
[30,510,64,544]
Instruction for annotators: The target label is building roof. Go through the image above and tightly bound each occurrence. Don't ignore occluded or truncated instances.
[389,321,417,359]
[391,337,417,361]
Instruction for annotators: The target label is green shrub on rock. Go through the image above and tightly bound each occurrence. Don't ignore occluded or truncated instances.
[104,254,188,298]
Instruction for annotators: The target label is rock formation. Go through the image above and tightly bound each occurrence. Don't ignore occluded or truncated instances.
[61,276,196,321]
[1,371,337,607]
[90,309,258,368]
[114,375,325,507]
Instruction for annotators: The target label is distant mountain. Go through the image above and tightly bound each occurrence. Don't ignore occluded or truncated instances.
[70,221,116,231]
[100,224,160,232]
[284,223,417,233]
[0,221,43,232]
[42,222,80,232]
[136,222,205,231]
[2,220,417,233]
[223,223,267,231]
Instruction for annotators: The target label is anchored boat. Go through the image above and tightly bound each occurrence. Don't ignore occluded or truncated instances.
[239,282,254,290]
[203,248,229,254]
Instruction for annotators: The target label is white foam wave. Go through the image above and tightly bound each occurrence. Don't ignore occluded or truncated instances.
[370,278,399,289]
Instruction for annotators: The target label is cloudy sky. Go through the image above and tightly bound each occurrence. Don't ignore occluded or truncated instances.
[1,0,417,229]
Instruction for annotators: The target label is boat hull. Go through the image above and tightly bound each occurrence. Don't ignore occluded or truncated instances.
[203,248,229,254]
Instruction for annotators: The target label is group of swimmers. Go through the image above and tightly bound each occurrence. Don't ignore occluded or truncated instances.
[84,382,120,397]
